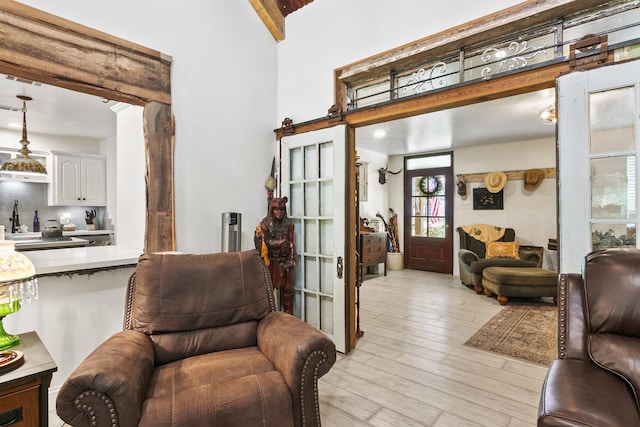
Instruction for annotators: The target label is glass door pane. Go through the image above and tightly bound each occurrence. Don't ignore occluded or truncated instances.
[410,175,446,238]
[589,85,638,251]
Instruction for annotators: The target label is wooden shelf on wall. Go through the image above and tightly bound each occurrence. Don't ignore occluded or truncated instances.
[456,167,556,183]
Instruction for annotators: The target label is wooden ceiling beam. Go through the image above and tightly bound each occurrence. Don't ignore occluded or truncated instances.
[249,0,285,42]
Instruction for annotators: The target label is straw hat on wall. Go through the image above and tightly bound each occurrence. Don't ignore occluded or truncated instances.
[484,171,507,193]
[524,169,545,191]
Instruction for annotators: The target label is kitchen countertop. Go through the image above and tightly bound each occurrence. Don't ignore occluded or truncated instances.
[24,245,142,276]
[6,229,114,239]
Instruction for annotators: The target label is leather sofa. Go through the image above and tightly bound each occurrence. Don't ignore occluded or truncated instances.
[56,250,336,427]
[538,248,640,426]
[458,226,540,293]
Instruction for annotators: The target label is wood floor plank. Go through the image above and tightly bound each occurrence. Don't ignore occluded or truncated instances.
[320,269,548,426]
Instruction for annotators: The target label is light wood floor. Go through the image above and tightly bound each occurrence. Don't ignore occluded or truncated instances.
[318,268,549,427]
[50,268,550,426]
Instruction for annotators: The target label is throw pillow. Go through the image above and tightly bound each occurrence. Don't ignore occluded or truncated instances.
[485,241,520,259]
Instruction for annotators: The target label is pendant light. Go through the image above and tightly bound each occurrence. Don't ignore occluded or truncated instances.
[0,95,47,176]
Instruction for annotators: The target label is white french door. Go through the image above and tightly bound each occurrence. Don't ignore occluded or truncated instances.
[558,60,640,273]
[280,125,347,352]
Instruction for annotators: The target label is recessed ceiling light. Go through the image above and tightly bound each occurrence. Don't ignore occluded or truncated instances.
[373,129,386,139]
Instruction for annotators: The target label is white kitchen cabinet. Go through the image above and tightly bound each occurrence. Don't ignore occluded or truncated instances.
[0,148,51,183]
[48,152,106,206]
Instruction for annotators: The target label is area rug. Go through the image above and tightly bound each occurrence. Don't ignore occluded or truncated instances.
[464,304,557,366]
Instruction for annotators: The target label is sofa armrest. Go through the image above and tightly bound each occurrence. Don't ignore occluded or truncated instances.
[559,273,589,360]
[258,311,336,427]
[459,249,480,265]
[56,330,155,427]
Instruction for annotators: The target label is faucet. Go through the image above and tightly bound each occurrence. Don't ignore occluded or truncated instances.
[9,200,19,234]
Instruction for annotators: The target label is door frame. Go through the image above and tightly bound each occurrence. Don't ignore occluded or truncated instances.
[275,4,631,351]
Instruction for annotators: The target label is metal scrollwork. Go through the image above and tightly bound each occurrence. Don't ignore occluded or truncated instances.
[481,40,547,77]
[402,61,448,95]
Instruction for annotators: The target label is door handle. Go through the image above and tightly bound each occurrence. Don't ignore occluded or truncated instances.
[337,256,343,279]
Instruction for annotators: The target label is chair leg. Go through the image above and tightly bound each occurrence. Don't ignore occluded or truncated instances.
[474,284,484,294]
[497,295,508,305]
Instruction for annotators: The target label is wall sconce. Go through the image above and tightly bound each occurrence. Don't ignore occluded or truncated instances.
[539,105,557,124]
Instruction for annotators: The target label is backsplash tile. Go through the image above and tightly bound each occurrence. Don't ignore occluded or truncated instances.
[0,181,108,234]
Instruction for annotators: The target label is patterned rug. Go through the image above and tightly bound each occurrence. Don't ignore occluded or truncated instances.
[464,303,558,366]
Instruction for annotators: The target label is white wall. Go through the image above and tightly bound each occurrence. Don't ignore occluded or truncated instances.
[357,147,388,229]
[114,104,145,251]
[278,0,525,124]
[18,0,279,254]
[454,137,557,252]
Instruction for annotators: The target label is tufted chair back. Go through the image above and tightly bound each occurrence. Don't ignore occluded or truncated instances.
[124,250,276,365]
[583,248,640,407]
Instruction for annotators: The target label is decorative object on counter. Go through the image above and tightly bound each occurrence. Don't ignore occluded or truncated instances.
[523,168,545,191]
[18,224,27,233]
[0,240,38,350]
[61,223,76,231]
[32,209,39,233]
[41,220,62,238]
[0,96,47,176]
[85,209,97,230]
[254,197,296,314]
[484,171,508,193]
[9,200,19,234]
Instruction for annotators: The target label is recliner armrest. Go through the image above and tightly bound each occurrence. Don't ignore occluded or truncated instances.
[258,311,336,427]
[56,330,155,427]
[459,249,480,265]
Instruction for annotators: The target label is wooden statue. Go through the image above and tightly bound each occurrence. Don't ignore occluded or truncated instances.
[255,197,296,314]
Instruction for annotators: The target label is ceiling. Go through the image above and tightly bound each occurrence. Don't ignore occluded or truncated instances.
[0,74,117,142]
[0,72,557,155]
[356,88,557,156]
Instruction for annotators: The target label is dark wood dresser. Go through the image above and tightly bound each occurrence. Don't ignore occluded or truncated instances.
[360,232,387,278]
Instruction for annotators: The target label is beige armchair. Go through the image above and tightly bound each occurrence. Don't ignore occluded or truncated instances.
[56,250,336,427]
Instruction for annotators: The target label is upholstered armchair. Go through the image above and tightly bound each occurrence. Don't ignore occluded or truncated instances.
[458,225,540,293]
[538,249,640,426]
[56,250,336,427]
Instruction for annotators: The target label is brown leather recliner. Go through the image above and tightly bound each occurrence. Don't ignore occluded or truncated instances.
[56,250,336,427]
[538,248,640,426]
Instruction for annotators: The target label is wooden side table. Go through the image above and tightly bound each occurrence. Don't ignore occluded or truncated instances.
[0,332,57,427]
[360,232,387,278]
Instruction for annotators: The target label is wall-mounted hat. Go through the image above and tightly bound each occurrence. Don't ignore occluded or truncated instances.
[456,176,467,199]
[484,171,507,193]
[524,169,545,191]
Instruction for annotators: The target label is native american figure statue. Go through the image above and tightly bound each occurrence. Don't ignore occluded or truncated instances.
[255,196,296,314]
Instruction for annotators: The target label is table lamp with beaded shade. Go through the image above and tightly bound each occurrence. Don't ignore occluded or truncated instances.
[0,226,38,350]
